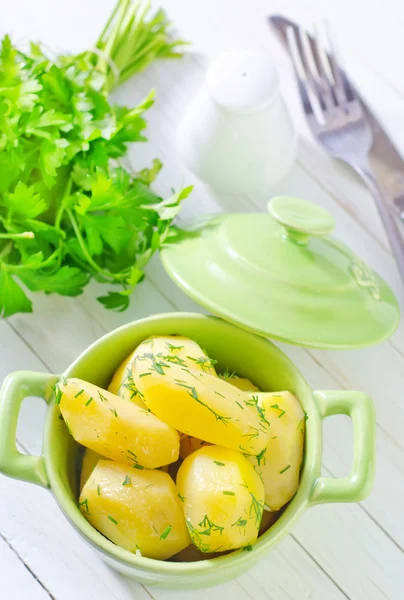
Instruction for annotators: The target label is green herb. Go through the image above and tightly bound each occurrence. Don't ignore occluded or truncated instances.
[108,515,118,525]
[214,391,225,398]
[223,490,235,496]
[178,493,185,502]
[243,544,253,552]
[98,391,108,403]
[122,475,131,486]
[249,493,264,526]
[166,343,184,351]
[52,384,63,405]
[175,381,231,425]
[97,485,101,496]
[255,447,267,467]
[74,389,84,398]
[163,354,188,367]
[0,2,190,319]
[245,395,270,427]
[235,400,245,410]
[272,436,278,440]
[280,465,291,474]
[85,397,93,407]
[214,461,225,467]
[79,498,90,515]
[187,356,217,371]
[61,376,68,386]
[110,408,118,418]
[160,525,172,540]
[270,404,286,418]
[132,464,145,470]
[220,368,236,381]
[232,517,247,534]
[139,372,152,378]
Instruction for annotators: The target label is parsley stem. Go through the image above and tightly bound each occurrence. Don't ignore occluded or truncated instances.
[66,209,125,283]
[0,232,34,239]
[0,242,13,260]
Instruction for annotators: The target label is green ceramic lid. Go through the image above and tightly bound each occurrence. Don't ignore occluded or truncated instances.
[161,196,400,349]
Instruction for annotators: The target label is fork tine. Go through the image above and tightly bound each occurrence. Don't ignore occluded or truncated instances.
[322,22,352,111]
[286,26,315,117]
[286,25,324,124]
[308,24,337,110]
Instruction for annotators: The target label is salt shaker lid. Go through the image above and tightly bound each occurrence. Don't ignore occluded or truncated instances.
[206,49,280,113]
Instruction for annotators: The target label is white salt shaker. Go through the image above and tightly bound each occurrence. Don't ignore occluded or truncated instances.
[176,49,297,194]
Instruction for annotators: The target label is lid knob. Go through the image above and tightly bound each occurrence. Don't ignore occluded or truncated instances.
[268,196,335,244]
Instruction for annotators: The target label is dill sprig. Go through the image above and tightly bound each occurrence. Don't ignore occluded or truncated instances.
[122,475,131,486]
[280,465,291,474]
[74,388,85,398]
[249,493,264,526]
[108,515,118,525]
[85,397,93,407]
[223,490,235,496]
[79,498,90,515]
[175,381,231,425]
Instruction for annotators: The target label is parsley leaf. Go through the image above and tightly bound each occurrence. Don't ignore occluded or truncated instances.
[0,3,190,318]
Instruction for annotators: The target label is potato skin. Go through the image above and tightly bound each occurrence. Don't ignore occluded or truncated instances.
[248,391,305,511]
[59,378,179,469]
[133,351,269,455]
[177,446,265,553]
[80,460,190,560]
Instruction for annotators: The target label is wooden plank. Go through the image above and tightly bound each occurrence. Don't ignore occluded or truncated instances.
[0,535,51,600]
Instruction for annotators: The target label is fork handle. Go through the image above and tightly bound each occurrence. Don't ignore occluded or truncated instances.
[354,163,404,281]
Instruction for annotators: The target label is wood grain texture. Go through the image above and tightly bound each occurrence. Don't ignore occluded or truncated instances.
[1,0,404,599]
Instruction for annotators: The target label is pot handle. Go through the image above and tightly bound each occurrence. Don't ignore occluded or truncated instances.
[310,390,376,504]
[0,371,58,488]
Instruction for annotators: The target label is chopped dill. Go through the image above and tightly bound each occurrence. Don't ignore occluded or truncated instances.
[74,389,85,398]
[85,397,93,407]
[78,498,90,515]
[160,525,172,540]
[214,461,225,466]
[223,490,235,496]
[122,475,131,486]
[139,373,152,378]
[110,408,118,418]
[108,515,118,525]
[280,465,291,474]
[98,390,108,403]
[178,493,185,502]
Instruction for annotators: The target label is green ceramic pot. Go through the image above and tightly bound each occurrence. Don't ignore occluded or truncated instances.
[0,313,376,589]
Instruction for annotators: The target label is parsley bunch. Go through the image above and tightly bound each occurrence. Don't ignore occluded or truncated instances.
[0,0,190,317]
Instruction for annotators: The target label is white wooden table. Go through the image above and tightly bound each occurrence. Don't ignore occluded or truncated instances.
[1,1,404,598]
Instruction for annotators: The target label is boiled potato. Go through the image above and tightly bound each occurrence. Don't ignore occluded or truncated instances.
[221,375,260,393]
[248,391,305,511]
[133,354,269,455]
[180,435,210,460]
[177,446,265,552]
[108,349,147,409]
[109,336,216,408]
[80,460,190,560]
[80,448,104,491]
[58,378,179,469]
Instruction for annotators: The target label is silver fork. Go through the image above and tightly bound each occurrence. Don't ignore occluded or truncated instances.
[279,20,404,280]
